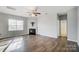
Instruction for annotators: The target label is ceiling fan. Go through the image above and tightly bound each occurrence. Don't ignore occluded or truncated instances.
[26,7,46,16]
[6,6,47,16]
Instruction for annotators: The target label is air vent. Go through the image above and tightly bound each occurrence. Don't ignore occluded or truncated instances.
[6,6,16,10]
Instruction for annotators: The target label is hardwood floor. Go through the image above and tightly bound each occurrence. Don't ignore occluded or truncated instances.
[0,35,78,52]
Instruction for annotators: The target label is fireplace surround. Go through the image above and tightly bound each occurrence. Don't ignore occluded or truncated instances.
[29,29,36,35]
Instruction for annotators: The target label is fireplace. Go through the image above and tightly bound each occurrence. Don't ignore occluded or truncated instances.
[29,29,36,35]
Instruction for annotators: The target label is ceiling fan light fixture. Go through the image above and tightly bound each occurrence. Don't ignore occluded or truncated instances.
[32,13,36,16]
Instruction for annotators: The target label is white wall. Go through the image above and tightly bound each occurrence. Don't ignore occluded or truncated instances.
[37,13,58,38]
[77,7,79,45]
[0,13,27,38]
[27,17,38,34]
[37,7,78,41]
[67,7,77,42]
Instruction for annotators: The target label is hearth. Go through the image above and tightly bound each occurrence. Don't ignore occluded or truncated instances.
[29,29,36,35]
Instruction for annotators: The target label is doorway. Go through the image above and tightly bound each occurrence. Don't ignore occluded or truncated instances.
[57,14,67,49]
[59,18,67,37]
[58,14,67,37]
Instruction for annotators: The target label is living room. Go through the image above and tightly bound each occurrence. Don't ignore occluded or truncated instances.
[0,6,78,52]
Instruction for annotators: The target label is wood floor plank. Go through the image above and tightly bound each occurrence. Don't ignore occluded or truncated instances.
[0,35,78,52]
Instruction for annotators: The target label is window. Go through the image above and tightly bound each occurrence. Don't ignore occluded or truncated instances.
[8,19,24,31]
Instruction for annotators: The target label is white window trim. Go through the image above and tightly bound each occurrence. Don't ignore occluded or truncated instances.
[8,19,24,31]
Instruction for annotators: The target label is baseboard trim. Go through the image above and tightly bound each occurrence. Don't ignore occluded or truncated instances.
[0,34,28,40]
[67,39,77,43]
[38,34,57,39]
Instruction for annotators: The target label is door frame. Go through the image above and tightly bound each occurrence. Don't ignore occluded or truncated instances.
[57,13,68,38]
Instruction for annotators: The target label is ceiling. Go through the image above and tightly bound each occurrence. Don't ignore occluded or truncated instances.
[0,6,75,17]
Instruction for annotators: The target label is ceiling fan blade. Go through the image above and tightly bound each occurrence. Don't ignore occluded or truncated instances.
[34,7,38,11]
[36,13,41,14]
[35,14,37,16]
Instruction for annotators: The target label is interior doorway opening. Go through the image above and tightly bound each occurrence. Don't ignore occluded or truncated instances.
[58,14,67,38]
[57,13,67,48]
